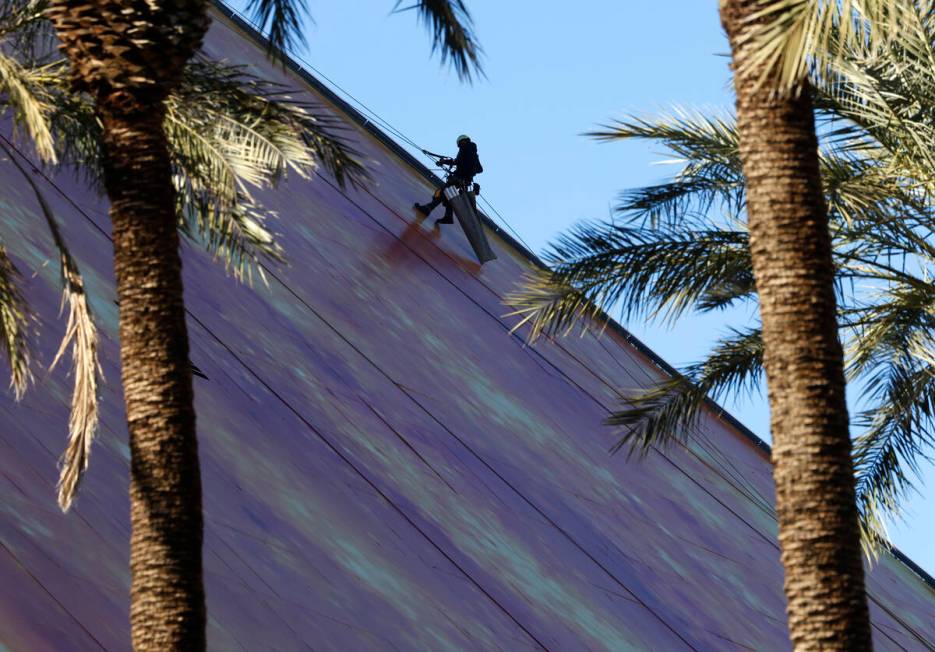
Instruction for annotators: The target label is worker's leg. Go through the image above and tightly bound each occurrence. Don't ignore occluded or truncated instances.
[436,206,454,225]
[415,184,449,216]
[415,196,440,215]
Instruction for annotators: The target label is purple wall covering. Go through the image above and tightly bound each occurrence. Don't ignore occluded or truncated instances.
[1,10,933,651]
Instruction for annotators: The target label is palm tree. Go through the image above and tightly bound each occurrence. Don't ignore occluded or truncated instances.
[512,1,921,649]
[32,1,482,649]
[509,79,935,553]
[1,4,370,649]
[2,2,365,505]
[707,2,902,646]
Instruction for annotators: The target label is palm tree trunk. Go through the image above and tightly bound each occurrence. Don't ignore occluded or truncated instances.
[720,2,873,650]
[46,2,210,649]
[101,105,205,651]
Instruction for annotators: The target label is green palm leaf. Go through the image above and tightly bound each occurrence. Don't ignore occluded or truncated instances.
[247,0,484,81]
[0,52,58,162]
[507,223,753,341]
[511,13,935,551]
[393,0,484,81]
[608,327,764,457]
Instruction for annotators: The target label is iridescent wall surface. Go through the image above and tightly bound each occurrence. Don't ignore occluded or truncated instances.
[2,11,934,651]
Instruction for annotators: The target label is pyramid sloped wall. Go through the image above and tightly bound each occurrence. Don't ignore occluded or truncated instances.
[2,10,934,651]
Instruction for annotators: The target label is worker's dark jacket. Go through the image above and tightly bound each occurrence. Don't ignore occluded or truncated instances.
[452,141,483,182]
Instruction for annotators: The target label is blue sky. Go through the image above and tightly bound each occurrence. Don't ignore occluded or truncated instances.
[230,0,933,576]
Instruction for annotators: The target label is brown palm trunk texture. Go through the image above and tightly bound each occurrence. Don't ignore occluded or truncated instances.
[103,106,206,651]
[720,1,873,651]
[47,2,210,650]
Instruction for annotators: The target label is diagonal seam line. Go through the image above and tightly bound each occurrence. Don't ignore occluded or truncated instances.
[330,174,780,537]
[260,263,702,651]
[0,538,110,650]
[5,122,932,650]
[184,310,552,651]
[354,176,779,519]
[591,334,776,516]
[869,596,935,652]
[0,134,550,651]
[259,262,702,651]
[359,398,460,495]
[591,334,776,518]
[318,172,935,650]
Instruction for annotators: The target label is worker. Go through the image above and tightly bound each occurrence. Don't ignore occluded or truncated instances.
[414,134,483,225]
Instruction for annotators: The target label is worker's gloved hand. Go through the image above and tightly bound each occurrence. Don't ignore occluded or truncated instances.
[438,157,453,166]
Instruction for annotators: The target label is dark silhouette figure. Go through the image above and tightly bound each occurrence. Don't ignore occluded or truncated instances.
[415,135,483,225]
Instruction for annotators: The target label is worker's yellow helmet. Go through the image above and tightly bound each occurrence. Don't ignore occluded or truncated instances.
[456,134,471,145]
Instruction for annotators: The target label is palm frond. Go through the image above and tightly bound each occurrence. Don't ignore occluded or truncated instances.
[0,243,32,399]
[506,270,598,342]
[821,149,911,227]
[846,280,935,378]
[739,0,914,90]
[49,226,99,512]
[0,139,101,512]
[178,60,368,187]
[174,180,283,284]
[244,0,309,56]
[506,223,753,341]
[616,178,742,230]
[1,0,56,61]
[853,357,935,556]
[35,55,367,281]
[44,85,103,186]
[245,0,484,80]
[818,41,935,192]
[590,111,745,228]
[0,52,59,162]
[393,0,484,82]
[0,1,61,160]
[589,110,740,173]
[608,327,764,456]
[0,0,46,40]
[165,59,366,281]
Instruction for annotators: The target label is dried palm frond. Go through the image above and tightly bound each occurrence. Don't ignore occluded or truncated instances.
[0,243,32,398]
[49,224,99,512]
[0,139,100,511]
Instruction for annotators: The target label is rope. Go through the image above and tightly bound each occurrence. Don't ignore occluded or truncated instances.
[222,4,537,255]
[217,4,785,527]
